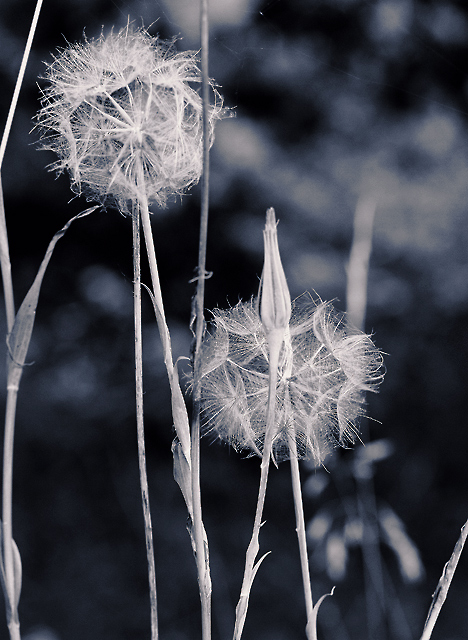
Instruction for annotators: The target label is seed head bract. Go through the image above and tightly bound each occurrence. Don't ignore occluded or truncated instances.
[199,295,384,465]
[36,25,224,212]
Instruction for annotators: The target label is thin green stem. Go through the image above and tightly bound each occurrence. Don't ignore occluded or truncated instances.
[132,206,158,640]
[288,435,315,640]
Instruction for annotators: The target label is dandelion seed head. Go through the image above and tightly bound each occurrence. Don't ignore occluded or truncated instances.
[200,294,384,465]
[36,26,224,212]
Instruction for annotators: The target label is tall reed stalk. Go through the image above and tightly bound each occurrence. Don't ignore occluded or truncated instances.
[1,3,44,637]
[188,0,213,637]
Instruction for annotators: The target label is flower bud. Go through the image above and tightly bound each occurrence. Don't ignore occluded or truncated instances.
[258,208,291,338]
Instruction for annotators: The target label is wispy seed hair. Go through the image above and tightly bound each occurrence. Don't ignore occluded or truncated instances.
[36,25,225,212]
[199,294,384,465]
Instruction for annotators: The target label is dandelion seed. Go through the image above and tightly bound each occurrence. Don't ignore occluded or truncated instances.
[200,293,383,465]
[36,25,224,211]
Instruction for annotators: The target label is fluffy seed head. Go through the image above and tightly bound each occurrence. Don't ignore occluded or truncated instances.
[36,25,224,211]
[199,295,384,465]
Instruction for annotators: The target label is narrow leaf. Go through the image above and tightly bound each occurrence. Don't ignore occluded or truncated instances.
[172,439,193,517]
[143,284,191,460]
[7,207,97,389]
[307,587,335,640]
[11,538,21,610]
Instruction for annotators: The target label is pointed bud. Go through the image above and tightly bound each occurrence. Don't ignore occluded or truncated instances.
[258,208,291,337]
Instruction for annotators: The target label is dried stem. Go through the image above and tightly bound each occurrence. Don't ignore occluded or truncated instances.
[0,0,44,170]
[288,435,316,640]
[2,387,21,640]
[137,187,211,640]
[419,519,468,640]
[187,0,213,638]
[0,178,15,334]
[1,4,44,636]
[132,205,158,640]
[233,332,282,640]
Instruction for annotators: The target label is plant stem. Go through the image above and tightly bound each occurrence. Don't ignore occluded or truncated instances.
[1,4,43,635]
[233,340,280,640]
[186,0,213,638]
[0,177,15,334]
[138,198,212,639]
[288,435,315,640]
[2,387,21,640]
[0,0,44,170]
[132,206,158,640]
[346,195,386,638]
[1,173,20,640]
[419,519,468,640]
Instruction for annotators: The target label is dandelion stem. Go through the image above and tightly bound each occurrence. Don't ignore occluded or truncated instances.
[132,204,158,640]
[137,184,211,639]
[288,435,316,640]
[233,337,280,640]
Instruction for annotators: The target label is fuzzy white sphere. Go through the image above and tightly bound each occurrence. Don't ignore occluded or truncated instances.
[200,295,384,465]
[37,26,224,211]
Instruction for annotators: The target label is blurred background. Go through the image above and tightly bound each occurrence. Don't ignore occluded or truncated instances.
[1,0,468,638]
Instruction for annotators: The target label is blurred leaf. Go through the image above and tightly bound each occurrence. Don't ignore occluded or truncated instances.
[326,532,347,581]
[379,506,424,584]
[308,510,333,543]
[352,438,395,480]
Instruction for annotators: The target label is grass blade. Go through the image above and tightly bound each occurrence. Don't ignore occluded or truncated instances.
[7,207,97,389]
